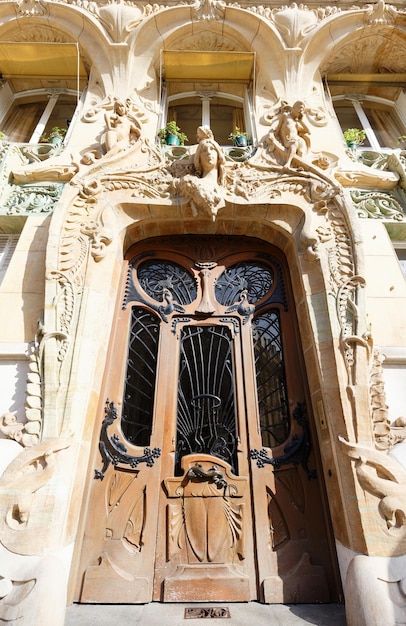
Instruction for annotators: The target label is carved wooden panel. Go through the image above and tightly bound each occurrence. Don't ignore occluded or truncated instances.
[161,455,251,601]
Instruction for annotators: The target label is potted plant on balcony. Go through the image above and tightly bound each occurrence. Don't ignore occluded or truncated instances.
[158,121,188,146]
[228,127,249,147]
[343,128,366,149]
[40,127,67,146]
[397,135,406,149]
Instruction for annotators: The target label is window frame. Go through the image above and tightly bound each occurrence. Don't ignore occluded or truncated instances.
[332,93,406,150]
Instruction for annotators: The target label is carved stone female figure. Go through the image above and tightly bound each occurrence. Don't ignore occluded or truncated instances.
[174,127,226,220]
[101,99,141,157]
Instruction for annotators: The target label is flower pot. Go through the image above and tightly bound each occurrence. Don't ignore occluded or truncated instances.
[166,134,181,146]
[346,141,357,149]
[50,135,63,146]
[233,135,248,147]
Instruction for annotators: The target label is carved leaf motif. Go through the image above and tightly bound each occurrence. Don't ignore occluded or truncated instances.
[222,498,245,560]
[267,489,289,550]
[184,497,207,562]
[105,470,145,546]
[179,495,244,563]
[269,5,319,48]
[124,487,146,550]
[275,468,305,514]
[350,190,404,221]
[207,497,232,562]
[167,502,184,560]
[107,471,136,513]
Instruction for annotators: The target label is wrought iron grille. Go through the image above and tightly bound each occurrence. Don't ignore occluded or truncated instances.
[121,306,160,446]
[137,259,197,305]
[215,261,274,306]
[252,310,290,448]
[175,326,238,475]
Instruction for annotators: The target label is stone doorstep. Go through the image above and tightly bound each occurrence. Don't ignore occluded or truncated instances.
[65,602,347,626]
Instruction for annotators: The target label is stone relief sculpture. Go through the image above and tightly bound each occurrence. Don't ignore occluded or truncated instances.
[350,190,405,221]
[265,101,311,168]
[370,349,406,450]
[101,98,141,157]
[0,438,72,553]
[339,436,406,542]
[0,413,37,448]
[4,183,63,214]
[0,438,70,623]
[171,126,226,220]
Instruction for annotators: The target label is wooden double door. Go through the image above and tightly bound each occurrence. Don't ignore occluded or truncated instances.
[75,236,339,604]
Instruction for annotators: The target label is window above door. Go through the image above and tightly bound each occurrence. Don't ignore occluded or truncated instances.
[159,50,257,150]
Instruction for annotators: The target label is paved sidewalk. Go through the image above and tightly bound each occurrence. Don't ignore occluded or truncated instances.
[65,602,346,625]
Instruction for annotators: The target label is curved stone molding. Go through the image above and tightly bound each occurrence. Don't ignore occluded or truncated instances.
[0,437,72,555]
[339,436,406,553]
[345,553,406,626]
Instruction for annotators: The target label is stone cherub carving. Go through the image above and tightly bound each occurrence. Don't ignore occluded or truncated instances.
[0,412,37,447]
[172,126,226,220]
[101,98,141,157]
[265,100,311,168]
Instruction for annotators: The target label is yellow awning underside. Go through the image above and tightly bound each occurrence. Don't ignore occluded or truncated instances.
[162,51,255,82]
[327,73,406,85]
[0,43,87,78]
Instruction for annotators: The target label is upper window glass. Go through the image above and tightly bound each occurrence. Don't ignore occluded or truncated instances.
[1,95,78,143]
[168,95,246,146]
[333,97,406,150]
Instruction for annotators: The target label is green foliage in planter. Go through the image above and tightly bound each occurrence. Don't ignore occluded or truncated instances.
[158,121,188,145]
[343,128,366,146]
[40,127,67,142]
[228,127,248,142]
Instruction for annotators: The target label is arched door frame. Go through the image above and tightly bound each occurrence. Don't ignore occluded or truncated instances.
[63,198,355,603]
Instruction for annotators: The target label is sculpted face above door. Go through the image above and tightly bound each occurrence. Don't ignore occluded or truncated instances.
[76,235,340,604]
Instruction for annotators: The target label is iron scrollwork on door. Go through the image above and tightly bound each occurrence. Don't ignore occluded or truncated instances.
[175,326,238,475]
[123,257,197,321]
[250,402,316,479]
[94,400,161,480]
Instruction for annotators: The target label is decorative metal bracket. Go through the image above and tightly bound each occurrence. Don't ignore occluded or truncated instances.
[94,400,161,480]
[186,462,228,490]
[250,402,316,479]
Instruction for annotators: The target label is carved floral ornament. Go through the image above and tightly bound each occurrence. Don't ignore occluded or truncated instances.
[8,0,404,44]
